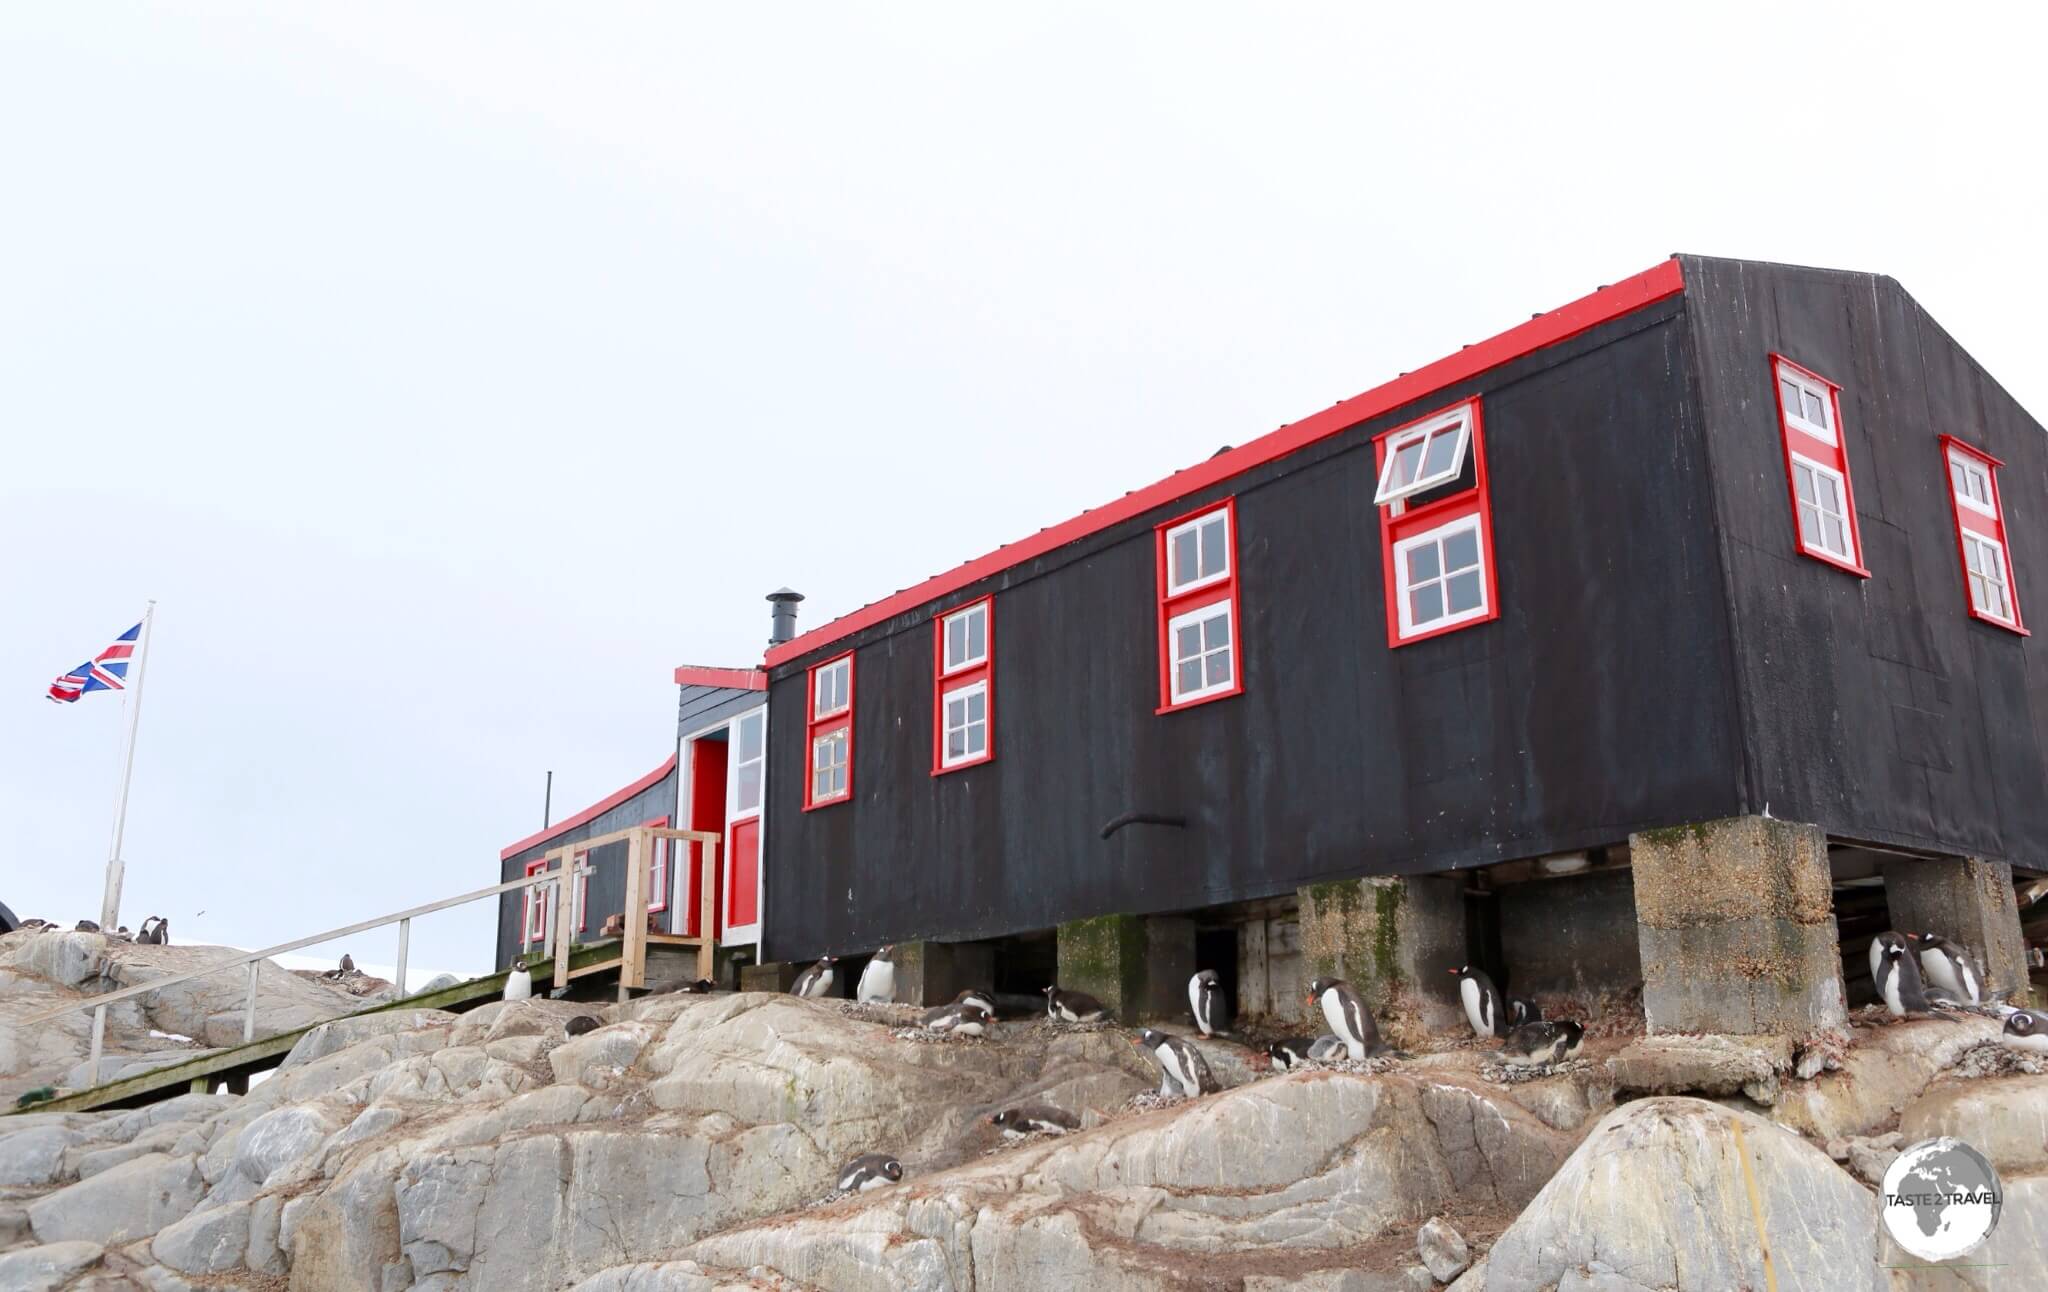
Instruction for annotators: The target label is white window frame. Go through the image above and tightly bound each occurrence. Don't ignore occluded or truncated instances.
[1790,452,1855,563]
[1776,361,1836,446]
[940,602,989,675]
[570,852,590,932]
[1949,449,1997,518]
[810,726,849,804]
[1392,513,1489,639]
[1166,599,1236,704]
[939,679,990,768]
[523,860,553,943]
[1164,509,1232,596]
[1962,531,2017,625]
[812,658,850,719]
[732,709,766,814]
[646,836,669,916]
[1373,406,1473,506]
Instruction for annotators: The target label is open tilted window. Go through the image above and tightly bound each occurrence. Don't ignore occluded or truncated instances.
[1373,398,1497,646]
[643,814,672,916]
[523,858,552,944]
[1771,356,1868,576]
[1942,437,2026,633]
[1155,499,1243,712]
[932,596,994,773]
[803,652,854,809]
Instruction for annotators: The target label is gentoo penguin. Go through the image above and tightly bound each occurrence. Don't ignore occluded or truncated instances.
[989,1104,1079,1137]
[1499,1019,1585,1068]
[2001,1009,2048,1055]
[503,955,534,1002]
[791,956,837,999]
[1910,933,1984,1005]
[339,953,356,975]
[75,919,100,932]
[1869,932,1902,998]
[1268,1038,1318,1071]
[1189,969,1226,1038]
[919,1001,993,1037]
[857,946,898,1004]
[565,1015,601,1037]
[110,926,133,941]
[1306,1034,1349,1062]
[1130,1028,1219,1098]
[1508,995,1541,1028]
[1449,966,1508,1039]
[953,988,998,1017]
[1306,977,1382,1060]
[1043,985,1110,1024]
[1873,934,1950,1016]
[673,978,716,994]
[837,1153,903,1192]
[137,916,168,946]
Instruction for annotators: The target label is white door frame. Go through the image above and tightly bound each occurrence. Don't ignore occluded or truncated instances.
[723,704,767,947]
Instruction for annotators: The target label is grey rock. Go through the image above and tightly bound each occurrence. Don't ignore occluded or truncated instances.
[150,1198,252,1274]
[231,1101,349,1187]
[1899,1072,2048,1174]
[26,1152,206,1246]
[0,1240,106,1291]
[0,1202,30,1246]
[414,973,463,994]
[1606,1034,1789,1105]
[0,1124,80,1186]
[283,1009,457,1069]
[548,1020,656,1085]
[1418,1215,1471,1282]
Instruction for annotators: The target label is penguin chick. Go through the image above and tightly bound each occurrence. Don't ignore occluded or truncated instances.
[1306,1034,1349,1062]
[1189,969,1226,1037]
[920,1002,992,1037]
[1305,977,1383,1060]
[791,956,837,999]
[857,945,897,1004]
[1909,933,1984,1005]
[1130,1028,1219,1097]
[989,1104,1079,1137]
[837,1153,904,1192]
[1508,995,1542,1028]
[1449,966,1507,1039]
[2002,1009,2048,1055]
[1267,1038,1318,1071]
[952,988,997,1017]
[1499,1019,1585,1068]
[1043,985,1110,1024]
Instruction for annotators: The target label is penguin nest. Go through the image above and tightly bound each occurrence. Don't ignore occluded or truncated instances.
[836,1001,922,1026]
[890,1027,990,1045]
[1023,1018,1117,1038]
[1952,1041,2047,1080]
[1478,1058,1595,1085]
[1121,1091,1195,1113]
[1306,1055,1406,1076]
[805,1188,857,1209]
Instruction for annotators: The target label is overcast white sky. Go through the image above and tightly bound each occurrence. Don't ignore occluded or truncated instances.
[4,4,2044,976]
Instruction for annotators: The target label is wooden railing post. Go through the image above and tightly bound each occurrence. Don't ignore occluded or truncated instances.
[394,917,410,998]
[621,829,647,997]
[698,837,721,981]
[552,848,575,994]
[242,962,259,1042]
[87,1004,106,1087]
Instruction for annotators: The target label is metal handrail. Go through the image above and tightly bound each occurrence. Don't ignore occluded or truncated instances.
[30,823,721,1088]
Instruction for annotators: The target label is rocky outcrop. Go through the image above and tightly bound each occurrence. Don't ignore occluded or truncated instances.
[1449,1097,1884,1292]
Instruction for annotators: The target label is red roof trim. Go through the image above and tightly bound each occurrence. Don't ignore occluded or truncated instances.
[499,754,678,861]
[673,665,767,691]
[764,258,1686,670]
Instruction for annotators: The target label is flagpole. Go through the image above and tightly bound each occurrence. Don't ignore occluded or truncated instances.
[100,601,156,931]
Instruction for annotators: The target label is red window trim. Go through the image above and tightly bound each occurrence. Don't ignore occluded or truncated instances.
[932,596,995,775]
[1374,398,1499,648]
[642,814,673,914]
[1941,435,2028,635]
[523,858,551,942]
[1154,497,1245,714]
[803,650,855,810]
[1770,355,1870,578]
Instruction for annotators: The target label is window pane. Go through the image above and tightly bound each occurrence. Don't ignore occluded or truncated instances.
[947,695,968,726]
[1421,427,1460,478]
[1204,612,1230,650]
[1407,543,1440,583]
[967,609,986,660]
[946,617,966,665]
[1199,516,1226,578]
[1803,390,1827,426]
[1797,502,1822,547]
[1176,623,1201,660]
[1393,437,1427,486]
[966,690,985,721]
[1951,461,1970,497]
[738,714,763,761]
[1177,660,1202,695]
[1781,378,1801,412]
[1970,574,1990,613]
[737,763,762,810]
[1172,529,1198,585]
[1794,464,1816,504]
[1965,540,1985,574]
[1410,584,1444,625]
[1443,527,1480,572]
[1815,472,1842,512]
[966,724,986,755]
[1446,570,1483,614]
[1205,648,1232,687]
[947,729,966,760]
[1822,514,1847,556]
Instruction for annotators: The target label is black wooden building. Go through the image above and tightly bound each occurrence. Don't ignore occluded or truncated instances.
[755,255,2048,976]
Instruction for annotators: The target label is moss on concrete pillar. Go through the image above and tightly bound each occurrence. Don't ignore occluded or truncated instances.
[1631,816,1847,1035]
[1297,874,1464,1041]
[1879,855,2029,1004]
[1055,913,1197,1023]
[889,940,997,1006]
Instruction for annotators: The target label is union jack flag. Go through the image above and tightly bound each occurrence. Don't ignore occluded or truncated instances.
[49,623,142,704]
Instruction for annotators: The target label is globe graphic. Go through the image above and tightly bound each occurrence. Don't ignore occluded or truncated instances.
[1880,1138,2004,1262]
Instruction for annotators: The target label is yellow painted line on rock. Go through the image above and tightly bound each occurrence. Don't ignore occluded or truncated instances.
[1728,1114,1780,1292]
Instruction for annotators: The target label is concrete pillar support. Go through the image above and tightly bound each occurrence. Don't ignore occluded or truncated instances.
[739,961,799,994]
[1630,816,1847,1035]
[1878,855,2027,1002]
[891,940,997,1006]
[1297,873,1466,1041]
[1055,913,1196,1023]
